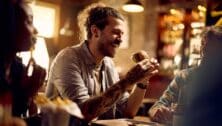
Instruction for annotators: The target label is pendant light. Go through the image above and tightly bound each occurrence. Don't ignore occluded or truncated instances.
[122,0,144,13]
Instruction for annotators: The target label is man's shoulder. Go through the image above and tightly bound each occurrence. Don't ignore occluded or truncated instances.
[55,44,81,59]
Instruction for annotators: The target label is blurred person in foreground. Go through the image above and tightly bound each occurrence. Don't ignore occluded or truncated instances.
[45,2,159,122]
[183,26,222,126]
[148,26,222,124]
[0,0,45,125]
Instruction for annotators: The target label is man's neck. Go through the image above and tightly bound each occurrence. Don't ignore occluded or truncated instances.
[87,40,104,65]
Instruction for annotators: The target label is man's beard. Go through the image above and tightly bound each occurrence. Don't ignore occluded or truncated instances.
[98,40,114,58]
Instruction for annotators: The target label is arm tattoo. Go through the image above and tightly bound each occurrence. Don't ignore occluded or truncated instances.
[81,79,128,121]
[81,61,150,121]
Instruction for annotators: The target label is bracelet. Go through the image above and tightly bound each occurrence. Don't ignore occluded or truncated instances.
[137,83,147,89]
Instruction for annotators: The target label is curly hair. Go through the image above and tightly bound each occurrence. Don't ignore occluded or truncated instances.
[200,26,222,63]
[77,2,124,41]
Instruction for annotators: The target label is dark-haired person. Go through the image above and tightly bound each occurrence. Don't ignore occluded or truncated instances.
[46,2,159,122]
[0,0,45,125]
[183,26,222,126]
[0,0,37,117]
[148,26,222,125]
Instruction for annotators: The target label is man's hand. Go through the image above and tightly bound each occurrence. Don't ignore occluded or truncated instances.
[151,106,173,124]
[124,58,159,87]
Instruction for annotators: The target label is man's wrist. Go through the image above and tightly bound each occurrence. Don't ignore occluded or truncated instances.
[137,83,148,89]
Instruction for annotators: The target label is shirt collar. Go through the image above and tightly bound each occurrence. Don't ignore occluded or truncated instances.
[81,41,105,70]
[81,41,97,67]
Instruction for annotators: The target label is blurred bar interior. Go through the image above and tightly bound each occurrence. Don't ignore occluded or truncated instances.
[17,0,222,105]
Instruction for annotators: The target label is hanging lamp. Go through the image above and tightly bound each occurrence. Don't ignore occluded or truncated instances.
[122,0,144,13]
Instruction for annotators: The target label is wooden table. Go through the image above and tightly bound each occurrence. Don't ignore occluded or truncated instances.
[90,116,165,126]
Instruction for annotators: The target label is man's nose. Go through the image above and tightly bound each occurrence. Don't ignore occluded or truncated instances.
[117,36,122,42]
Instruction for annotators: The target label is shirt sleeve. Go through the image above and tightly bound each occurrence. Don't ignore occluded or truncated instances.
[47,48,90,104]
[148,70,187,116]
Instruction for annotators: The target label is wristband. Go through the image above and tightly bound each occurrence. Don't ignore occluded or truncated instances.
[137,83,147,89]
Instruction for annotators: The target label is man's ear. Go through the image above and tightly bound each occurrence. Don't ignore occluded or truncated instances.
[91,25,99,38]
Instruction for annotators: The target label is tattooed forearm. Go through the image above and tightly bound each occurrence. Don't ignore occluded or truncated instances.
[81,79,128,121]
[81,58,158,121]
